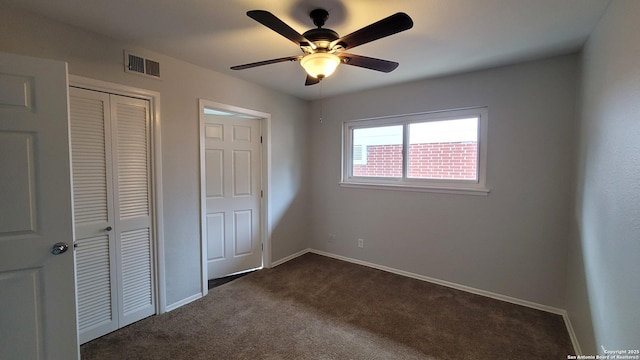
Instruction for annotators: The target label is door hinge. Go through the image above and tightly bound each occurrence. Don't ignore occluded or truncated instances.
[260,190,263,198]
[260,136,263,143]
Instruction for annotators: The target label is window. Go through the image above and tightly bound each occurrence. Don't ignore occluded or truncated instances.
[342,107,489,195]
[352,144,367,165]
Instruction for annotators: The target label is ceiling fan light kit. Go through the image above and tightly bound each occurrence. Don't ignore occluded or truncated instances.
[231,8,413,86]
[300,52,341,78]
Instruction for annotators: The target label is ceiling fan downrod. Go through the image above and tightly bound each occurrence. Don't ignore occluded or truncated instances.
[310,8,329,28]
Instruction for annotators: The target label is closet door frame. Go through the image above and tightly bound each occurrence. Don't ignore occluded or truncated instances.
[69,75,166,314]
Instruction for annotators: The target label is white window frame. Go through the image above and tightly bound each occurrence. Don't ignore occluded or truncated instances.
[341,107,489,195]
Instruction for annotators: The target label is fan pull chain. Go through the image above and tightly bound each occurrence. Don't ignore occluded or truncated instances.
[319,80,324,123]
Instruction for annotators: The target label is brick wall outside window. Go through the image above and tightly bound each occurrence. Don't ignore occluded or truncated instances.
[353,142,477,179]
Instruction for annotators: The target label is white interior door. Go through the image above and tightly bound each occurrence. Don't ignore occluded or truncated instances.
[204,115,262,279]
[0,52,79,359]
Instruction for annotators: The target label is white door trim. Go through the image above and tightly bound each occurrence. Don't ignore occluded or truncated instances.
[198,99,271,296]
[68,75,166,314]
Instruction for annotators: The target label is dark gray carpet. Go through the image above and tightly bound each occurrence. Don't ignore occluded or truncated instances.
[81,253,574,359]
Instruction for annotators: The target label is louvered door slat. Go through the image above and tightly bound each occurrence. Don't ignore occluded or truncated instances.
[122,229,152,314]
[75,235,114,332]
[70,95,109,224]
[120,221,153,318]
[116,101,150,219]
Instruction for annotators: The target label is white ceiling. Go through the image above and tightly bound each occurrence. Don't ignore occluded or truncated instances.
[5,0,611,100]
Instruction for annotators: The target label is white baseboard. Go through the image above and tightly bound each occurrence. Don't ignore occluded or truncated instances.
[270,248,311,267]
[165,293,202,312]
[562,313,583,355]
[307,249,581,355]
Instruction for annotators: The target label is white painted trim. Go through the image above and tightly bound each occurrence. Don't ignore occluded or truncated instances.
[562,313,583,355]
[68,75,167,314]
[339,182,490,196]
[150,98,166,314]
[198,100,272,296]
[198,101,207,297]
[270,248,310,267]
[165,293,202,312]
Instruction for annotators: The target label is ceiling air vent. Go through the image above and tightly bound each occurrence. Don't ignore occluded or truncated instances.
[124,51,161,79]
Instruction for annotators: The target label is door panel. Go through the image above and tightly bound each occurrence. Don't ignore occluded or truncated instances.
[0,269,43,359]
[69,88,118,343]
[0,132,36,233]
[206,149,224,198]
[75,233,113,339]
[0,52,79,360]
[233,210,253,255]
[110,94,155,327]
[207,213,225,260]
[205,116,261,279]
[120,228,152,316]
[233,150,252,196]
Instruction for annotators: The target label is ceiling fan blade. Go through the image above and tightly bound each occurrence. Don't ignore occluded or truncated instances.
[247,10,314,47]
[230,56,302,70]
[305,75,321,86]
[331,13,413,51]
[339,53,399,73]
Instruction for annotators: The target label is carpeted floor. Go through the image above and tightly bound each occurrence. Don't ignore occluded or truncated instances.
[81,253,574,359]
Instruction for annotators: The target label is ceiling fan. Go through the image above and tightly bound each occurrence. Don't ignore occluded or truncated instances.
[230,9,413,86]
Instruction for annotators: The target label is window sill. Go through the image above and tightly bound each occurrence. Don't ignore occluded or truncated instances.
[339,181,490,196]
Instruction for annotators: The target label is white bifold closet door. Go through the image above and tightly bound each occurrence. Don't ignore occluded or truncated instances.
[69,87,155,344]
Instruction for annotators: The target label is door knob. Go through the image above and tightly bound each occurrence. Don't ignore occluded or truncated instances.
[105,226,113,231]
[51,242,69,255]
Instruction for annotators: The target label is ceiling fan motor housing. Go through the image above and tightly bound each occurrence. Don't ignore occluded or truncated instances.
[302,28,339,50]
[302,9,341,52]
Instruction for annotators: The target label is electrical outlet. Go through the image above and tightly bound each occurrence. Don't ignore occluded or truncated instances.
[328,233,336,242]
[357,238,364,248]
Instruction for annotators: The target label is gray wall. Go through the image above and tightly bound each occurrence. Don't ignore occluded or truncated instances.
[569,0,640,353]
[0,7,310,308]
[309,55,578,309]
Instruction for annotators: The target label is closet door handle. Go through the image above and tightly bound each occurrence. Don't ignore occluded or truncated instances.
[105,226,113,232]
